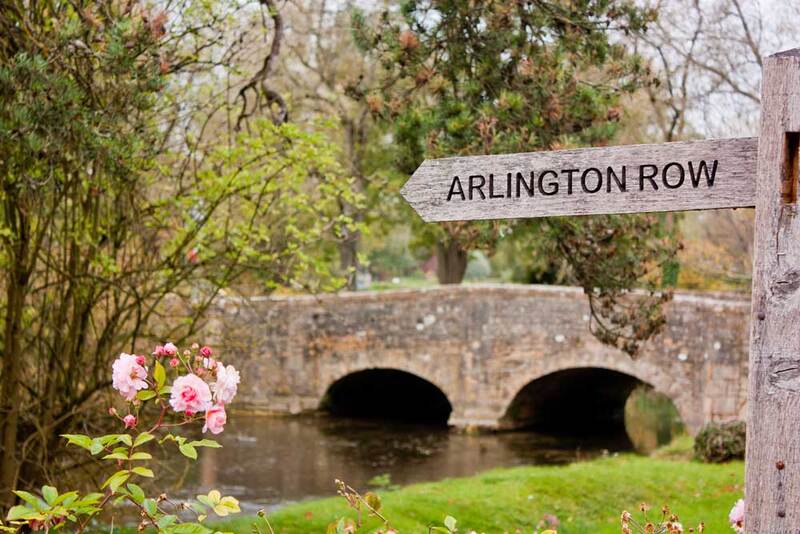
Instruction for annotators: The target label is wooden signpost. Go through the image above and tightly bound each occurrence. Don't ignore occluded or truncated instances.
[401,49,800,532]
[402,137,758,221]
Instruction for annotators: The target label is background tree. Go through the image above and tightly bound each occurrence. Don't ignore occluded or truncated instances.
[0,0,355,504]
[353,0,678,353]
[265,0,396,289]
[619,0,800,290]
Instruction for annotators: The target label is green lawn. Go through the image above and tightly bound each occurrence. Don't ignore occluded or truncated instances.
[217,454,743,533]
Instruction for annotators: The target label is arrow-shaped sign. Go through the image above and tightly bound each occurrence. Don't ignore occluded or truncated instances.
[401,137,758,222]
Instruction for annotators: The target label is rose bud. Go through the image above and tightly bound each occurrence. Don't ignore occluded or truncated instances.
[123,414,137,429]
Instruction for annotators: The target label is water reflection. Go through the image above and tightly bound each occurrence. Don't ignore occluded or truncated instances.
[625,385,685,453]
[167,414,635,512]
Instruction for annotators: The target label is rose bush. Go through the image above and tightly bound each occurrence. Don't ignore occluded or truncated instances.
[1,343,241,533]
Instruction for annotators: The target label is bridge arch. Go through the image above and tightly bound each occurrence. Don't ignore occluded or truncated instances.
[497,358,692,435]
[319,366,454,425]
[217,284,748,432]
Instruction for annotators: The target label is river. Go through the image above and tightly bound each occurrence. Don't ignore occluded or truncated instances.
[161,386,681,513]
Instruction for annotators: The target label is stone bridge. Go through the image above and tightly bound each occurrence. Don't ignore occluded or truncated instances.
[210,284,750,434]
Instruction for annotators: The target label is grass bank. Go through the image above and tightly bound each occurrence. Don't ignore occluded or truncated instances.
[217,453,743,533]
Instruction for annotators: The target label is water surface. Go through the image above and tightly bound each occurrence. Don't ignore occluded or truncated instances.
[164,414,635,512]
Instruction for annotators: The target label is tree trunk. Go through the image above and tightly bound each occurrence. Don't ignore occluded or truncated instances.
[339,234,360,290]
[0,262,26,507]
[436,240,468,284]
[0,198,30,508]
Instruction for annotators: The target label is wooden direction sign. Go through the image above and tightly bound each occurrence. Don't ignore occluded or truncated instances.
[401,137,758,221]
[401,48,800,533]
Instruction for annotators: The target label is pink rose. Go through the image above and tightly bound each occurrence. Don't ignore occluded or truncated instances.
[200,345,212,358]
[169,374,212,414]
[169,358,179,368]
[729,498,744,533]
[112,353,148,401]
[202,404,227,434]
[212,364,240,405]
[123,414,137,429]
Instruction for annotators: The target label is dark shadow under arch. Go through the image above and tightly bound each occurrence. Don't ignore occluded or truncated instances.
[501,367,647,437]
[320,369,452,425]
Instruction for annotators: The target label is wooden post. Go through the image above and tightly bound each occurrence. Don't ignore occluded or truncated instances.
[746,48,800,531]
[400,46,800,532]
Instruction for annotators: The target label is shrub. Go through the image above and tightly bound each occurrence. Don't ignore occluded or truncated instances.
[694,421,746,463]
[1,342,245,533]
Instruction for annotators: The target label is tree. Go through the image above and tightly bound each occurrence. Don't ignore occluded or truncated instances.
[629,0,800,141]
[618,0,800,291]
[261,0,398,289]
[353,0,678,353]
[0,0,355,504]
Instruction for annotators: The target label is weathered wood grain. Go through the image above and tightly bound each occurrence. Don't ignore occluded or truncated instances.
[401,137,757,221]
[745,48,800,532]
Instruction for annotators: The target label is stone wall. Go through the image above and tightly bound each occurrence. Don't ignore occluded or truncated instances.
[209,284,750,433]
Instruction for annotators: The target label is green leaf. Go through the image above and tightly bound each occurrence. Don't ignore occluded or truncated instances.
[13,491,44,510]
[137,390,157,401]
[116,434,133,447]
[154,361,166,389]
[62,434,93,450]
[129,452,152,460]
[98,434,120,446]
[212,496,240,517]
[127,483,145,504]
[72,493,103,507]
[102,452,128,461]
[101,470,130,492]
[6,505,42,522]
[443,515,457,532]
[179,443,197,460]
[131,467,154,478]
[134,432,155,447]
[89,439,104,456]
[143,498,158,516]
[169,523,213,534]
[157,514,178,528]
[188,439,221,448]
[52,491,78,506]
[41,486,57,505]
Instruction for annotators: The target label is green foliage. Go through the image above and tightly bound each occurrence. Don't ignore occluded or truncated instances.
[5,486,103,528]
[4,343,243,532]
[0,0,358,497]
[357,1,653,170]
[694,421,746,463]
[429,515,458,533]
[542,213,678,355]
[351,0,678,354]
